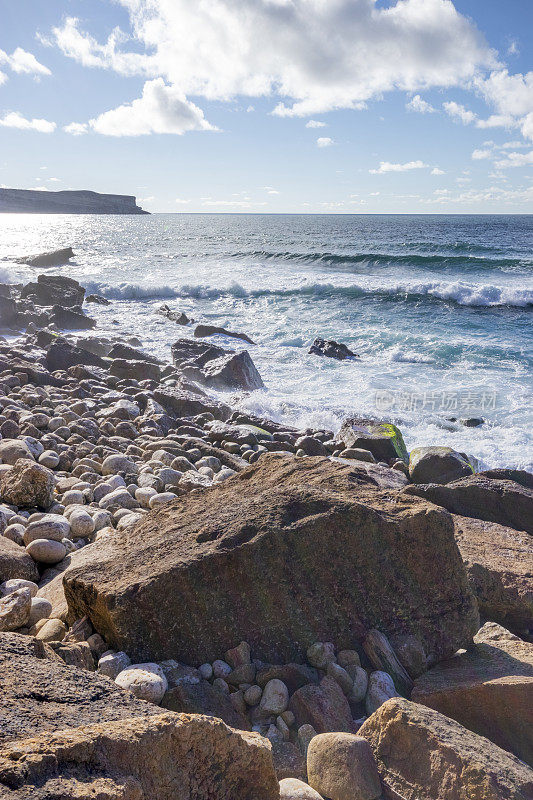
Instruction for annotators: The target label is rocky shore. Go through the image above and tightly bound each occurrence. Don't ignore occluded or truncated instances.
[0,271,532,799]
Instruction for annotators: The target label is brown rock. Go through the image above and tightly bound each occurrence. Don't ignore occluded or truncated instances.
[307,733,381,800]
[359,697,533,800]
[257,663,319,693]
[0,713,278,800]
[403,476,533,534]
[338,418,408,463]
[0,537,39,584]
[453,515,533,634]
[0,459,55,509]
[271,738,307,782]
[411,622,533,766]
[63,454,479,665]
[48,639,95,670]
[289,677,355,734]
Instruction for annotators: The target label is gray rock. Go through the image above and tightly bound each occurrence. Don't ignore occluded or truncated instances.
[0,587,32,631]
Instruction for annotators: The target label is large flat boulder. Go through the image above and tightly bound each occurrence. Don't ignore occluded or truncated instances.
[0,632,278,800]
[453,515,533,634]
[411,622,533,766]
[359,697,533,800]
[0,713,278,800]
[403,476,533,534]
[63,454,479,665]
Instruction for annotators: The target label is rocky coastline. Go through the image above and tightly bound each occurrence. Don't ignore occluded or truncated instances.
[0,268,532,799]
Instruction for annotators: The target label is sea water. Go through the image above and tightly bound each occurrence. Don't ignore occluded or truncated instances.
[1,213,532,471]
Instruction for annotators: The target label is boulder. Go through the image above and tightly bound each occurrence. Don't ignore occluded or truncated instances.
[49,304,96,330]
[63,454,479,665]
[107,342,162,364]
[16,247,74,267]
[20,274,84,307]
[171,337,227,368]
[156,304,190,325]
[194,324,255,344]
[0,632,278,800]
[404,476,533,534]
[45,338,107,371]
[453,514,533,634]
[0,538,39,584]
[154,386,231,421]
[0,439,35,465]
[338,418,407,463]
[289,677,355,734]
[0,587,32,631]
[198,350,265,391]
[109,357,162,382]
[479,469,533,490]
[0,459,55,509]
[411,622,533,766]
[279,778,324,799]
[0,295,17,327]
[408,446,473,484]
[307,733,381,800]
[359,697,533,800]
[308,338,358,360]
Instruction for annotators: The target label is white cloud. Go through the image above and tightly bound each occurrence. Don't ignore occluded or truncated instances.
[370,160,428,174]
[68,78,217,137]
[264,186,279,194]
[306,120,326,128]
[48,177,61,182]
[406,95,435,114]
[317,137,334,148]
[0,71,7,86]
[64,122,89,136]
[507,40,519,57]
[443,101,477,125]
[474,70,533,140]
[494,150,533,169]
[49,1,495,118]
[431,167,445,175]
[0,47,51,79]
[0,111,56,133]
[175,198,191,204]
[472,148,492,160]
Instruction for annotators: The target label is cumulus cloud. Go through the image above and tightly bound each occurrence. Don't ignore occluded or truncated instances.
[431,167,445,174]
[443,101,477,124]
[49,0,495,118]
[306,120,327,128]
[66,79,217,137]
[494,150,533,169]
[406,95,435,114]
[0,111,56,133]
[0,47,51,78]
[472,148,492,160]
[317,137,334,148]
[370,160,428,174]
[473,70,533,140]
[63,122,89,136]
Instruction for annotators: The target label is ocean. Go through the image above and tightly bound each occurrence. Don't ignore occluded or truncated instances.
[1,213,532,472]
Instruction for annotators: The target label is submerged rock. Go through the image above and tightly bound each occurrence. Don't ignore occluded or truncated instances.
[194,323,255,344]
[16,247,74,268]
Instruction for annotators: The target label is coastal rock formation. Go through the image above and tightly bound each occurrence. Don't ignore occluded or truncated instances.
[194,323,255,344]
[411,622,533,766]
[338,418,408,463]
[308,338,358,360]
[63,454,479,665]
[20,275,84,307]
[453,515,533,634]
[16,247,74,267]
[172,336,264,391]
[359,697,533,800]
[404,475,533,534]
[1,188,148,214]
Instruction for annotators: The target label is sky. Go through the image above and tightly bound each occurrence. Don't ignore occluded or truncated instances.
[0,0,532,213]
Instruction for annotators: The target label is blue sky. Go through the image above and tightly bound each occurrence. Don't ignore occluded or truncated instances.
[0,0,532,213]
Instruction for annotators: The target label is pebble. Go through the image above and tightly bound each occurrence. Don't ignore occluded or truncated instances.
[148,492,177,509]
[244,685,262,706]
[115,663,168,704]
[0,579,38,598]
[327,662,353,696]
[365,670,399,715]
[348,666,369,703]
[35,618,67,642]
[259,678,289,715]
[307,642,336,669]
[27,597,52,627]
[279,779,324,799]
[198,662,213,680]
[38,450,60,469]
[23,514,70,545]
[212,659,232,679]
[69,509,95,538]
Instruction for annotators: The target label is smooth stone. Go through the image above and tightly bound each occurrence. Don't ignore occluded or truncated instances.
[307,642,336,669]
[115,662,168,704]
[26,538,67,564]
[69,509,95,538]
[23,514,70,545]
[0,578,38,598]
[307,733,382,800]
[35,617,67,642]
[279,778,324,799]
[259,679,290,715]
[98,650,132,680]
[148,492,177,509]
[39,450,60,469]
[365,670,399,715]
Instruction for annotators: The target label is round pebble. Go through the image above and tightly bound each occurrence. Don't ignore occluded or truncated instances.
[115,663,168,704]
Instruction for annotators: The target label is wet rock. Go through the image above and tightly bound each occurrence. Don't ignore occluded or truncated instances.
[16,247,74,268]
[45,338,107,371]
[20,273,84,306]
[308,338,358,360]
[50,304,96,330]
[194,324,255,344]
[198,350,265,391]
[156,304,190,324]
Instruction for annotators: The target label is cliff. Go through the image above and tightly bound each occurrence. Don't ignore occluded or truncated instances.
[0,188,149,215]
